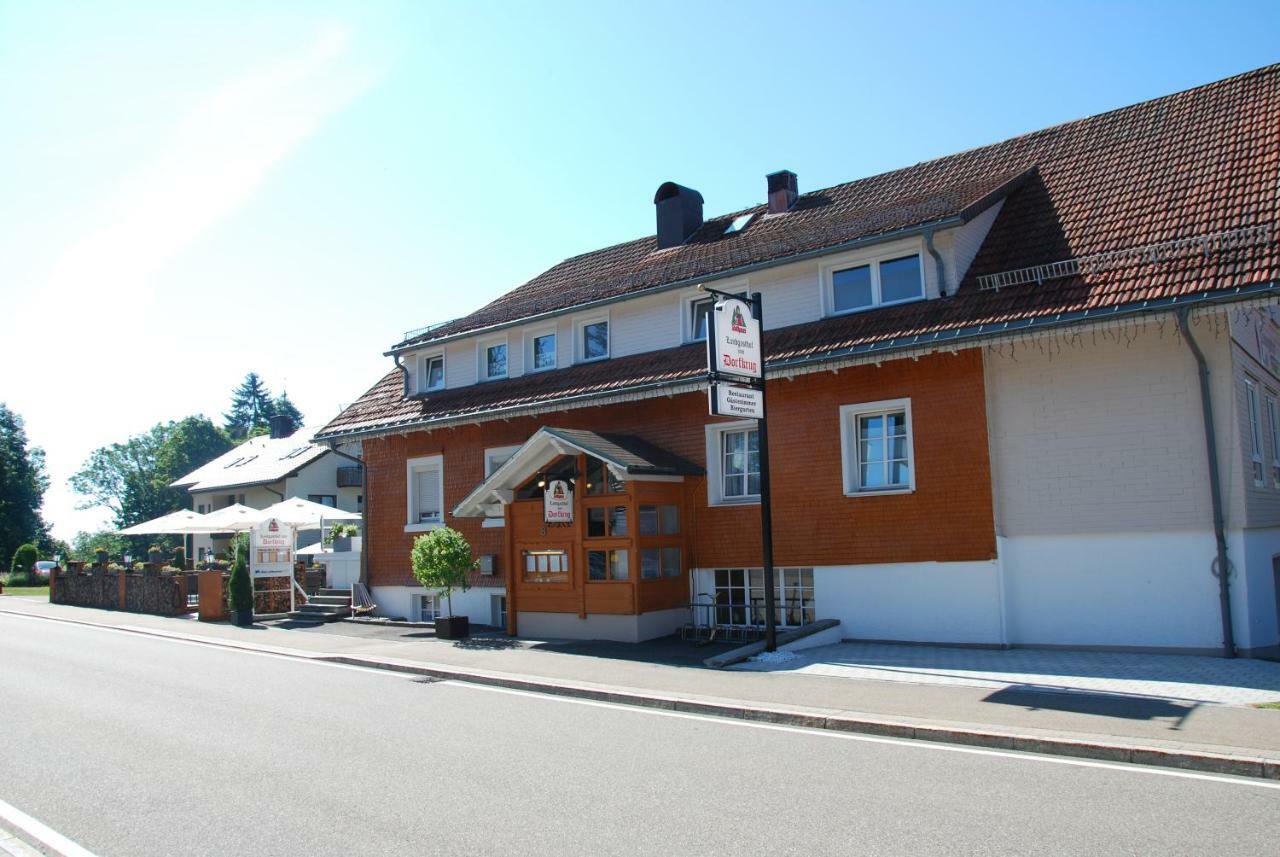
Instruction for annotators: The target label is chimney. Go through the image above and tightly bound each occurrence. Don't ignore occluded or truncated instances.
[766,170,798,214]
[269,414,296,439]
[653,182,704,249]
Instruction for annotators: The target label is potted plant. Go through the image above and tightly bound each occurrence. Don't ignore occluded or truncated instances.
[95,547,109,566]
[147,544,164,564]
[410,527,477,640]
[326,523,358,553]
[227,534,254,627]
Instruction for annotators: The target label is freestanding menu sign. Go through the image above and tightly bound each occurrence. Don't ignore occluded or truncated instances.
[705,289,777,652]
[251,517,296,612]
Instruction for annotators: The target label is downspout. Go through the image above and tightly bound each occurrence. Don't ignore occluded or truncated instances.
[394,354,409,397]
[1177,308,1236,658]
[328,443,369,587]
[924,227,948,297]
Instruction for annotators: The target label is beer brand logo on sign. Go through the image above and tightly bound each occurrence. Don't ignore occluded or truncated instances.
[544,479,573,524]
[710,297,762,380]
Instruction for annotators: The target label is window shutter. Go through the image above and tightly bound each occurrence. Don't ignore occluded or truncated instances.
[417,468,441,520]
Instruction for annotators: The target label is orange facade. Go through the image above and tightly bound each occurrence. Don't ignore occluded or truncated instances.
[362,349,997,614]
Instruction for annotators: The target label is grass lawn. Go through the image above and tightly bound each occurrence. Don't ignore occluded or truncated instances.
[0,585,49,597]
[1254,700,1280,710]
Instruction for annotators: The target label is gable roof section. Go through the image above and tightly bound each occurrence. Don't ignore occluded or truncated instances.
[319,65,1280,441]
[171,432,329,493]
[454,426,702,518]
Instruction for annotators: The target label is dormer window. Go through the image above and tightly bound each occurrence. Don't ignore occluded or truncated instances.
[826,252,923,315]
[417,354,444,393]
[579,317,609,362]
[532,331,556,371]
[484,342,508,380]
[688,289,746,342]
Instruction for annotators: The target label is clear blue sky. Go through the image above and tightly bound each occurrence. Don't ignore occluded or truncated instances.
[1,0,1276,539]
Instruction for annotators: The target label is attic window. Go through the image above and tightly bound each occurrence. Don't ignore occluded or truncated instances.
[282,447,310,460]
[223,457,245,468]
[724,213,754,235]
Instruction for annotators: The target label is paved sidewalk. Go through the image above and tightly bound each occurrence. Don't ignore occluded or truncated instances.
[735,642,1280,706]
[3,597,1279,773]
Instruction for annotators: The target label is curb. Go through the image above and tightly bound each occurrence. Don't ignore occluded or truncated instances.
[5,607,1279,781]
[0,798,98,857]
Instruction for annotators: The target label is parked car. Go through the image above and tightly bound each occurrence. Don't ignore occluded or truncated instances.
[31,561,57,580]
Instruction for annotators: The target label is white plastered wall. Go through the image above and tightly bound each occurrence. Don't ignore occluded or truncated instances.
[373,584,505,626]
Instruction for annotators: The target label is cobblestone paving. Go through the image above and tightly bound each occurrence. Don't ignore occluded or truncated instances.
[735,642,1280,706]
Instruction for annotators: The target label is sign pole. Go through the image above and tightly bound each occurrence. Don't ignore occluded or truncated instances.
[703,286,777,652]
[752,293,778,653]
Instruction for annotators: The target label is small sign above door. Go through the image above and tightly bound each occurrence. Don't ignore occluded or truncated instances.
[544,479,574,524]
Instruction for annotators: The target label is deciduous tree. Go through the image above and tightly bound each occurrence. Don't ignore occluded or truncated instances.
[0,404,48,569]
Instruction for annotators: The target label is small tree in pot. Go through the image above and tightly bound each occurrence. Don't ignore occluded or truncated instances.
[410,527,476,639]
[227,533,253,627]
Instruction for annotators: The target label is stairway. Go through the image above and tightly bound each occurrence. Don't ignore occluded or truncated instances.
[286,588,352,623]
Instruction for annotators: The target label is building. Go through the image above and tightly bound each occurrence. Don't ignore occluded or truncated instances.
[172,416,363,563]
[316,66,1280,655]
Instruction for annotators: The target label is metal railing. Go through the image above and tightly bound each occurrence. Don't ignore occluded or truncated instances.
[977,224,1275,292]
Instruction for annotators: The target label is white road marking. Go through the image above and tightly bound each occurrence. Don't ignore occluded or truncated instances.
[0,798,100,857]
[442,681,1280,791]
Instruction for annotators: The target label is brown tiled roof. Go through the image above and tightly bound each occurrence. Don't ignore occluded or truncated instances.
[319,65,1280,440]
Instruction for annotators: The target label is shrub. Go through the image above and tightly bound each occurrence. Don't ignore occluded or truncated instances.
[8,543,39,585]
[409,527,476,618]
[227,534,252,613]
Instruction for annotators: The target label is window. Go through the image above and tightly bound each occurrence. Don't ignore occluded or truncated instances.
[1247,378,1265,487]
[840,399,914,494]
[641,547,682,579]
[483,342,508,380]
[587,505,628,538]
[706,421,760,505]
[531,332,556,371]
[587,549,629,581]
[418,354,445,393]
[406,455,444,531]
[827,253,923,314]
[525,549,569,583]
[638,504,679,536]
[416,594,439,622]
[688,290,747,342]
[579,318,609,361]
[712,568,814,628]
[307,494,337,507]
[1268,394,1280,488]
[584,456,624,495]
[197,504,207,514]
[484,445,522,478]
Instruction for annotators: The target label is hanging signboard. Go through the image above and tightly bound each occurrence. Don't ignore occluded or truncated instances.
[251,517,293,578]
[543,480,574,524]
[710,382,764,420]
[708,297,762,380]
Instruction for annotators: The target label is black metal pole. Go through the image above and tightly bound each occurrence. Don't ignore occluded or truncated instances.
[753,293,778,652]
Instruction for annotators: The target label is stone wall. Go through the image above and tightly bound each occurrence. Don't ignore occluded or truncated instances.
[52,565,190,616]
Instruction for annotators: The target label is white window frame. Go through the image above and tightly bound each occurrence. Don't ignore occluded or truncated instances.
[819,242,926,317]
[1246,377,1265,487]
[484,444,522,478]
[478,336,509,382]
[705,420,761,506]
[576,314,610,363]
[417,352,445,393]
[1267,392,1280,489]
[839,398,915,496]
[405,454,444,533]
[527,327,558,372]
[682,282,748,343]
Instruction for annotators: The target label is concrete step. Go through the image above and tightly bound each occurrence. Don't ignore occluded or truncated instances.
[318,588,351,597]
[287,606,349,623]
[309,595,352,607]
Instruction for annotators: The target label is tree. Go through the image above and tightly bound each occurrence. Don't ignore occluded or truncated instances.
[409,527,477,619]
[224,373,274,440]
[69,416,233,552]
[8,543,39,584]
[269,391,304,430]
[0,404,49,571]
[71,530,127,562]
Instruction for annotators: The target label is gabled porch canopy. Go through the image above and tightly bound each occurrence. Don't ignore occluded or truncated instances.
[453,427,703,519]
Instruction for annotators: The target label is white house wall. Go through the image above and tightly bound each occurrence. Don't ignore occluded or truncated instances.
[372,584,504,627]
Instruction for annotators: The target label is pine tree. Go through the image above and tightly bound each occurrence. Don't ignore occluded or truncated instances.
[269,391,304,430]
[223,373,273,440]
[0,404,49,571]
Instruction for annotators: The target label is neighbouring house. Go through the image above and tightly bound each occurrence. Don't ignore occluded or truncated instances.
[315,65,1280,655]
[172,415,364,567]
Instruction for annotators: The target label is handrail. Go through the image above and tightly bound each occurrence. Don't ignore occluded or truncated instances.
[291,577,309,605]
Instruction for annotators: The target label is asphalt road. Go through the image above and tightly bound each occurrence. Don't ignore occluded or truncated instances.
[2,613,1278,857]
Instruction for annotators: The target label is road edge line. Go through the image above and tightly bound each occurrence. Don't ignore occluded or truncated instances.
[4,606,1278,782]
[0,798,99,857]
